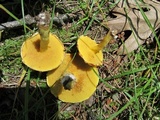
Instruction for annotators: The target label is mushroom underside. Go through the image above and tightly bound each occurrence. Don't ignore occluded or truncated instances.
[21,33,64,72]
[47,54,99,103]
[77,35,103,66]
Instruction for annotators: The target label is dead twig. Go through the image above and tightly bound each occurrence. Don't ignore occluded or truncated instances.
[0,13,78,31]
[0,14,35,30]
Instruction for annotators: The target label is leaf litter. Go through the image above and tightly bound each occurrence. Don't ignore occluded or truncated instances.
[107,0,160,54]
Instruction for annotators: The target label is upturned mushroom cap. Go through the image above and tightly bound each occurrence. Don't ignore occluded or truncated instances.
[47,53,99,103]
[77,31,112,66]
[77,36,103,66]
[21,33,64,72]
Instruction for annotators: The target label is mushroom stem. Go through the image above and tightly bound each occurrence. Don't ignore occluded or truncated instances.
[38,25,50,52]
[61,73,76,90]
[36,12,51,52]
[91,31,112,53]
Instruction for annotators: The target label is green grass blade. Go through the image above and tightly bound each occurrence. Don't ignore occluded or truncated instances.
[0,4,31,31]
[105,62,160,81]
[108,73,153,119]
[50,0,56,30]
[24,68,31,120]
[21,0,27,34]
[134,0,160,48]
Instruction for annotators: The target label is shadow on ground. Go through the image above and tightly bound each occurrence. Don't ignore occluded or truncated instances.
[0,86,58,120]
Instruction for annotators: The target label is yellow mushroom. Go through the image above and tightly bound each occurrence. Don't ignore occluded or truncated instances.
[21,12,64,72]
[77,31,112,66]
[47,53,99,103]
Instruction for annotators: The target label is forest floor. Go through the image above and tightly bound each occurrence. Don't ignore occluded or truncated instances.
[0,0,160,120]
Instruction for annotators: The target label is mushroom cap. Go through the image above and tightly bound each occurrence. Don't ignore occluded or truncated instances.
[47,54,99,103]
[21,33,64,72]
[77,35,103,66]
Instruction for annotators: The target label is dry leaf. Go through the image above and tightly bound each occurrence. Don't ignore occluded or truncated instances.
[107,0,160,55]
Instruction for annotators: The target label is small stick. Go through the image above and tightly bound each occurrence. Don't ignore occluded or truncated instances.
[0,13,77,31]
[0,14,35,30]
